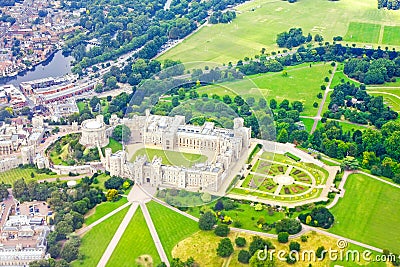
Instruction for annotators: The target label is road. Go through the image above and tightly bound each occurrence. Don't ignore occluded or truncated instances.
[311,64,337,133]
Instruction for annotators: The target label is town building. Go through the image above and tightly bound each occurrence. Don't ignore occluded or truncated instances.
[80,115,109,148]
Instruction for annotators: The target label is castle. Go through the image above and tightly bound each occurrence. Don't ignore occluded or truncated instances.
[101,111,251,192]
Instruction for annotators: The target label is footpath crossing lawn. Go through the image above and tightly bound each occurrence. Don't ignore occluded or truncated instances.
[107,207,161,267]
[330,173,400,253]
[72,206,129,267]
[84,197,128,226]
[146,201,199,261]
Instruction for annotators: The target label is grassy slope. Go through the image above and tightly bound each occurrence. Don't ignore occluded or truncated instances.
[198,63,332,116]
[107,207,161,267]
[159,0,400,65]
[330,173,400,253]
[84,197,128,225]
[130,148,207,167]
[72,206,129,267]
[146,201,199,261]
[101,137,122,154]
[0,168,61,184]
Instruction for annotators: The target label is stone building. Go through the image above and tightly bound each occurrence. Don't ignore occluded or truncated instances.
[102,112,251,192]
[80,115,109,148]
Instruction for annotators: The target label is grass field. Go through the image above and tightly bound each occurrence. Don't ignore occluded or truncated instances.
[344,22,381,43]
[382,25,400,45]
[146,201,199,261]
[330,173,400,253]
[368,90,400,112]
[0,167,61,184]
[173,229,383,267]
[198,63,332,116]
[159,0,400,65]
[107,207,161,267]
[188,201,285,233]
[84,197,128,225]
[130,148,207,167]
[101,138,122,154]
[300,118,315,133]
[73,206,129,267]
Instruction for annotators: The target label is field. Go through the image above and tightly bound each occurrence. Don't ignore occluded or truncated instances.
[368,89,400,112]
[344,22,381,43]
[198,63,332,116]
[188,201,285,233]
[172,229,383,267]
[84,197,128,225]
[300,118,316,133]
[101,138,122,154]
[159,0,400,65]
[330,173,400,253]
[382,25,400,45]
[130,148,207,167]
[72,206,129,267]
[0,167,61,184]
[146,201,199,261]
[107,207,161,267]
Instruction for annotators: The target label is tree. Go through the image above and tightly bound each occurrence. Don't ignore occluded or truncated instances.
[0,183,9,199]
[275,218,302,235]
[269,99,277,109]
[216,238,234,257]
[104,176,125,189]
[316,246,326,259]
[235,237,246,247]
[13,178,27,199]
[106,189,119,201]
[340,156,359,171]
[60,237,80,262]
[112,125,131,143]
[249,236,270,256]
[254,203,263,211]
[214,225,230,237]
[238,250,251,264]
[198,211,216,230]
[289,241,300,252]
[249,252,275,267]
[277,232,289,243]
[89,96,101,109]
[277,128,289,143]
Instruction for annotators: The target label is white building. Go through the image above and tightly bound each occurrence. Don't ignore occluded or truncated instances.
[80,115,109,148]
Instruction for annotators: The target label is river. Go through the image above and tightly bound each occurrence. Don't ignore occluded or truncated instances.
[0,50,73,87]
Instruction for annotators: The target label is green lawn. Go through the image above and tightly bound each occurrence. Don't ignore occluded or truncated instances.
[107,207,161,267]
[131,148,207,167]
[72,206,129,267]
[300,118,315,133]
[0,167,61,184]
[198,63,332,116]
[84,197,128,225]
[187,201,286,233]
[159,0,400,65]
[382,25,400,45]
[146,201,199,261]
[344,22,381,43]
[368,90,400,112]
[331,70,360,88]
[101,138,122,154]
[77,101,87,113]
[330,173,400,253]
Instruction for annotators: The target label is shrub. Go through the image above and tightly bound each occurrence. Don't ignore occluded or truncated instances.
[289,241,300,252]
[214,225,230,237]
[286,254,297,264]
[316,246,326,259]
[277,232,289,243]
[238,250,251,264]
[198,211,216,230]
[233,220,242,228]
[300,235,308,242]
[275,218,302,235]
[216,238,234,257]
[235,237,246,247]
